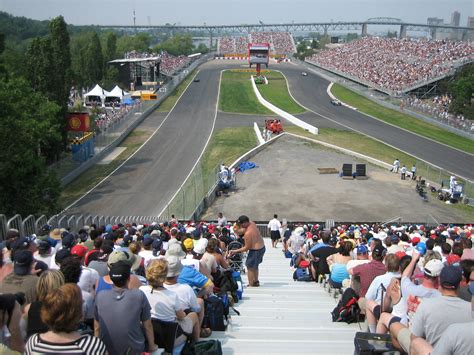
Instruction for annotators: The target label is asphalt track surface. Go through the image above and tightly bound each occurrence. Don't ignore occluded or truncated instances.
[277,63,474,180]
[67,60,473,217]
[67,63,221,216]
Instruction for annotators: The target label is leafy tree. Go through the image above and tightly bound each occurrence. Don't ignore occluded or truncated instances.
[48,16,71,155]
[25,16,71,161]
[154,34,194,56]
[0,78,61,215]
[48,16,71,105]
[101,65,119,90]
[449,64,474,118]
[387,30,398,38]
[70,31,90,88]
[0,11,49,41]
[346,33,359,42]
[83,32,103,86]
[194,43,209,54]
[116,33,151,55]
[311,39,320,49]
[0,33,6,80]
[104,32,117,63]
[25,37,55,97]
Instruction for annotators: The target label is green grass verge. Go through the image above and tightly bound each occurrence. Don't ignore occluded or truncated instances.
[59,130,153,209]
[219,71,271,114]
[258,71,306,114]
[201,127,258,178]
[331,84,474,154]
[166,126,258,219]
[285,126,473,216]
[157,70,197,112]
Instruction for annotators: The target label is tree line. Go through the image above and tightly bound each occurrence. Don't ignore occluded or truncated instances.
[0,12,209,216]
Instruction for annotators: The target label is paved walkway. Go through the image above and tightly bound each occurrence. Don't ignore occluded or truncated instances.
[211,238,358,354]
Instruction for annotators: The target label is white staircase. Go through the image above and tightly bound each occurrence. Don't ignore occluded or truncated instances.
[212,239,359,354]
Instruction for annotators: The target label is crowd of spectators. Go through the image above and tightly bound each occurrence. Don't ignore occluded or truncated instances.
[218,36,235,54]
[285,222,473,354]
[402,95,473,133]
[269,32,295,54]
[218,32,296,55]
[124,50,191,76]
[94,105,136,132]
[307,37,474,94]
[124,50,160,60]
[235,36,250,54]
[0,216,250,354]
[159,52,191,76]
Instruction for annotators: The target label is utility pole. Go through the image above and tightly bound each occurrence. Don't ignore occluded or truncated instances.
[133,9,137,33]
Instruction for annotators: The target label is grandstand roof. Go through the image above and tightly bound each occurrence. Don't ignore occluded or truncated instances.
[108,57,161,64]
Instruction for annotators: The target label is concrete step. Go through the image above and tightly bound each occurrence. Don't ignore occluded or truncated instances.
[216,239,357,354]
[218,338,355,355]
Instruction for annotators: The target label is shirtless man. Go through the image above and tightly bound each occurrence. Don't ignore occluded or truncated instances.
[230,215,265,287]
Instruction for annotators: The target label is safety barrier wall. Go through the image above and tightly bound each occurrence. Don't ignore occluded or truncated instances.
[250,75,318,135]
[55,54,213,186]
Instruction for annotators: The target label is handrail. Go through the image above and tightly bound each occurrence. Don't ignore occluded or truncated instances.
[380,216,402,225]
[1,213,471,241]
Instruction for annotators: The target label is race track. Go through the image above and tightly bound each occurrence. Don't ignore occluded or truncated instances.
[67,62,222,216]
[66,59,473,217]
[278,63,474,180]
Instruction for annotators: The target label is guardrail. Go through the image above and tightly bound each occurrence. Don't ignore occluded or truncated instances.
[250,75,318,134]
[3,213,471,242]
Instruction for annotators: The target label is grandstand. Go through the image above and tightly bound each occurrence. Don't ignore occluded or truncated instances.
[306,37,474,95]
[218,32,296,56]
[2,211,472,354]
[116,50,192,78]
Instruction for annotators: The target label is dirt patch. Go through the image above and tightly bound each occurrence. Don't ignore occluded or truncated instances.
[201,135,473,223]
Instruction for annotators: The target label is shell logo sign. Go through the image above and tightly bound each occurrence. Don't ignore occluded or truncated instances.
[67,113,90,132]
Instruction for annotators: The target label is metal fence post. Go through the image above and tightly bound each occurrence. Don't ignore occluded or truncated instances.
[0,214,8,241]
[7,214,23,236]
[182,191,185,220]
[35,215,47,233]
[21,215,36,237]
[194,177,197,214]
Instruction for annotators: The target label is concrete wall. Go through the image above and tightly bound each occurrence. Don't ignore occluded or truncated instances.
[250,75,318,135]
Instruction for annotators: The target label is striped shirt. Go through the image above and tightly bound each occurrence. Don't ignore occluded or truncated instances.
[25,333,106,354]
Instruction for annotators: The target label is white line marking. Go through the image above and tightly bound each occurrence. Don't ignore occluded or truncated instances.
[158,70,223,217]
[280,70,473,182]
[327,82,473,157]
[63,70,201,212]
[326,82,357,109]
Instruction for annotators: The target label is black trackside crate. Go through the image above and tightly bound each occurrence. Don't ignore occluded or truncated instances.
[354,332,401,355]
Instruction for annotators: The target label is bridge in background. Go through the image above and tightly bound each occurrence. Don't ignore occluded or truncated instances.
[98,19,474,42]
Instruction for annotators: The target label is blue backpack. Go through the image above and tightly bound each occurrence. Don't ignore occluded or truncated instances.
[293,268,312,282]
[232,271,244,300]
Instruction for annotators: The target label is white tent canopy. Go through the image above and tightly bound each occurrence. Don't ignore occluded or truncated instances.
[84,84,109,107]
[106,85,130,99]
[105,85,132,106]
